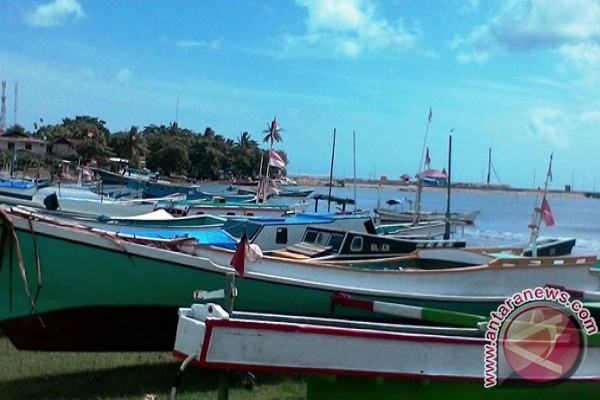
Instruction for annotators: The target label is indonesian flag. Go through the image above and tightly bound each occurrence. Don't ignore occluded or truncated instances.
[230,229,248,278]
[541,196,555,227]
[82,166,94,178]
[269,150,286,168]
[270,117,279,134]
[269,179,280,195]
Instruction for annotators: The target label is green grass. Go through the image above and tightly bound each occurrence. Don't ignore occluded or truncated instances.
[0,334,306,400]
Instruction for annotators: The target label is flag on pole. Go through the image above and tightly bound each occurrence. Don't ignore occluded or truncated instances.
[82,166,94,179]
[269,179,280,195]
[269,150,286,168]
[230,229,248,278]
[428,108,432,123]
[270,117,279,134]
[541,196,555,227]
[425,147,431,168]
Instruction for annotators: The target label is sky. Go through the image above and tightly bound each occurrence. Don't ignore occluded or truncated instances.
[1,0,600,190]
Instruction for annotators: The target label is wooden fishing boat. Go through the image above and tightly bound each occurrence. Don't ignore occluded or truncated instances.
[1,205,598,352]
[270,226,466,261]
[374,220,462,239]
[374,199,480,224]
[30,186,158,217]
[17,207,227,235]
[156,195,309,218]
[0,176,50,201]
[174,303,600,400]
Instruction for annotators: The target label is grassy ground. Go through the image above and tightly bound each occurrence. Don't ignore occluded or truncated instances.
[0,334,306,400]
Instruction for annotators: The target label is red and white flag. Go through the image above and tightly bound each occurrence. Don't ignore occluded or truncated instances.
[230,230,248,278]
[269,150,286,168]
[269,179,280,195]
[541,196,555,227]
[82,166,94,178]
[270,117,279,134]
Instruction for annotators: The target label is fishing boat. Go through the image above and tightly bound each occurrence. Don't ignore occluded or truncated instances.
[30,186,158,217]
[174,302,600,400]
[0,176,50,202]
[235,186,314,199]
[374,199,480,224]
[375,220,463,239]
[269,226,466,261]
[1,205,598,352]
[17,207,227,234]
[156,195,309,218]
[90,166,157,185]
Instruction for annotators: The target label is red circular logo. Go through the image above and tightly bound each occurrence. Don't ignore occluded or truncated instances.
[502,305,582,382]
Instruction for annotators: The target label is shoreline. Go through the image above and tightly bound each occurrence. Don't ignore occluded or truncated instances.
[289,176,590,199]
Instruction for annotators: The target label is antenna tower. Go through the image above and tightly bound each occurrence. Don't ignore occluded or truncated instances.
[0,81,6,131]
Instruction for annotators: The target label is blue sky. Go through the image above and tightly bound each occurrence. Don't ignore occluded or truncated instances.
[1,0,600,189]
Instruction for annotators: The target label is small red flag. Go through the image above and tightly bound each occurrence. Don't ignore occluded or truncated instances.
[230,230,248,278]
[541,196,555,227]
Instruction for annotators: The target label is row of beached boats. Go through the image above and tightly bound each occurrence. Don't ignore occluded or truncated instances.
[1,173,598,397]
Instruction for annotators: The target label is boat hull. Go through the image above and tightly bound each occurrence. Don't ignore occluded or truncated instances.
[0,207,598,351]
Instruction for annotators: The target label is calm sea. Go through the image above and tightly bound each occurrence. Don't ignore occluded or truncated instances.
[314,185,600,256]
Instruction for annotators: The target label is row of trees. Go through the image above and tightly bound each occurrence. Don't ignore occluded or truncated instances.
[4,116,288,180]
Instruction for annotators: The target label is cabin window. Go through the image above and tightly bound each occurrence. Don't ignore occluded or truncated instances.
[276,228,288,244]
[350,237,363,252]
[328,234,344,251]
[304,230,318,243]
[315,232,326,245]
[25,143,32,150]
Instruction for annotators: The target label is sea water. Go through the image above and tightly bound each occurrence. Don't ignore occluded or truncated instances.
[310,185,600,256]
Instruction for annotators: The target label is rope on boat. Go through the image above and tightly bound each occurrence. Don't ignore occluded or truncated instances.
[0,207,43,321]
[26,217,43,308]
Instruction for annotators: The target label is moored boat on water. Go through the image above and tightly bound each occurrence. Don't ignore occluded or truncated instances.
[374,199,480,224]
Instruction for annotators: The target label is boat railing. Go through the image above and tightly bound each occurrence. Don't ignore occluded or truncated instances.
[488,254,597,268]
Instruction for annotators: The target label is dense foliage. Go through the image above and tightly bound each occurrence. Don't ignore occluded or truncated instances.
[5,116,289,180]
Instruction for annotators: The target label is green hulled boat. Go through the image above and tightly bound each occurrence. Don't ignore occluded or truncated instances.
[1,205,599,352]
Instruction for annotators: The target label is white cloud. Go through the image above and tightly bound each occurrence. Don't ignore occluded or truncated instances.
[558,43,600,86]
[453,0,600,61]
[176,39,222,50]
[526,107,571,148]
[26,0,84,27]
[289,0,419,57]
[117,69,132,83]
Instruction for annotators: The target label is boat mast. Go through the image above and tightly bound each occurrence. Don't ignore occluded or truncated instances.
[529,152,553,256]
[413,108,433,224]
[444,129,453,239]
[353,130,357,213]
[327,128,336,212]
[486,147,491,185]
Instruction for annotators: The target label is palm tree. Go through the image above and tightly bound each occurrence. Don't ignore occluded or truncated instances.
[236,131,257,148]
[262,117,283,148]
